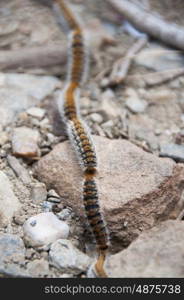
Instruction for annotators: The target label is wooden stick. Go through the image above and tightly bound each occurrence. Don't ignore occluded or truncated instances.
[108,36,147,85]
[0,44,67,71]
[107,0,184,50]
[125,67,184,87]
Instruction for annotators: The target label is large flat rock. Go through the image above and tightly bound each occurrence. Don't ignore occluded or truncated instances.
[34,136,184,250]
[0,171,21,227]
[105,220,184,277]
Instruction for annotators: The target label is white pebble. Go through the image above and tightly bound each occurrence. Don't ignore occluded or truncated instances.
[27,107,45,120]
[125,89,147,113]
[90,113,103,124]
[23,212,69,247]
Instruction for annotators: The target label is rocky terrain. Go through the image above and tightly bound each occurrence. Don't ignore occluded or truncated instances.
[1,0,184,278]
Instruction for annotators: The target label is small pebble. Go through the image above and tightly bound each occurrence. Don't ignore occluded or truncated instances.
[100,77,110,88]
[27,107,45,120]
[0,131,8,146]
[126,97,147,113]
[101,120,114,129]
[125,88,147,113]
[39,118,51,130]
[30,182,47,204]
[12,126,40,158]
[47,133,56,144]
[99,90,119,119]
[57,208,72,221]
[47,190,61,203]
[101,89,115,100]
[23,212,70,247]
[25,248,35,259]
[27,258,49,277]
[160,143,184,162]
[0,149,6,158]
[49,239,92,275]
[13,214,25,226]
[47,189,61,200]
[90,113,103,124]
[42,201,54,212]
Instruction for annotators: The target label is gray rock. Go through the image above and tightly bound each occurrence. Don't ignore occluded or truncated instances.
[0,233,28,277]
[90,113,103,124]
[0,73,59,126]
[0,131,8,146]
[47,189,61,203]
[26,259,49,277]
[23,212,70,247]
[47,189,60,199]
[42,201,54,212]
[135,46,184,71]
[57,208,72,221]
[30,182,47,204]
[7,155,32,185]
[98,89,120,119]
[126,97,147,113]
[0,234,25,260]
[160,143,184,162]
[0,171,21,227]
[13,213,26,226]
[128,114,159,150]
[49,239,92,274]
[125,88,147,113]
[34,136,184,250]
[27,107,45,120]
[12,127,40,158]
[101,120,114,129]
[105,220,184,277]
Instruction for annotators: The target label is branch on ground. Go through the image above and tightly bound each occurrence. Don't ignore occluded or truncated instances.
[107,0,184,51]
[107,36,147,86]
[125,68,184,87]
[0,44,66,71]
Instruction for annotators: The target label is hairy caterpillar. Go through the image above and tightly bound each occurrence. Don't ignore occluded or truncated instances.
[54,0,109,277]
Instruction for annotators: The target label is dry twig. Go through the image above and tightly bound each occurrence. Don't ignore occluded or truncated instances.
[107,0,184,50]
[125,67,184,87]
[0,44,66,71]
[108,36,147,85]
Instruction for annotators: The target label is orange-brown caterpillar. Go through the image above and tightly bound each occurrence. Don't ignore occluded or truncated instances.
[54,0,109,277]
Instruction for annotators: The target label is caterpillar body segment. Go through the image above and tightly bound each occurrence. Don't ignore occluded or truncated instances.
[54,0,80,30]
[67,118,97,171]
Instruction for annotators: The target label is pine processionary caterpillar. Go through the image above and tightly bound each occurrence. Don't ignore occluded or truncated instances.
[54,0,109,277]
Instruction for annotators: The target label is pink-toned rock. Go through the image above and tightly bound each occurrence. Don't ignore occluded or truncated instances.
[12,127,40,158]
[34,136,184,251]
[105,220,184,278]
